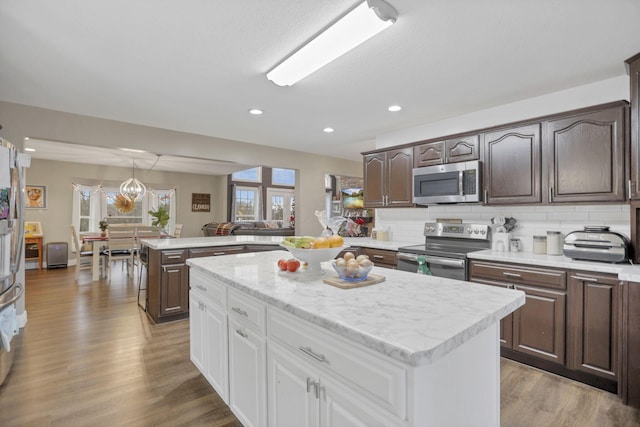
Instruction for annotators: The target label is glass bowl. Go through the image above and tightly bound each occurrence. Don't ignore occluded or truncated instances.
[331,259,374,282]
[279,244,348,276]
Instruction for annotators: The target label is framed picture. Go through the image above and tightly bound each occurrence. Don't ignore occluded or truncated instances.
[192,193,211,212]
[25,185,47,209]
[25,221,43,237]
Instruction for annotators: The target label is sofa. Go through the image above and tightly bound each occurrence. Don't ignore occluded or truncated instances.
[202,221,295,237]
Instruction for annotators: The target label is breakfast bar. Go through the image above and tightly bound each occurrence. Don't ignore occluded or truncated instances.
[187,250,525,426]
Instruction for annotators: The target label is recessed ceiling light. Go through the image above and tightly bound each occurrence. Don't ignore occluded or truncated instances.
[323,127,334,133]
[119,148,147,153]
[388,105,402,112]
[24,147,35,152]
[249,109,263,115]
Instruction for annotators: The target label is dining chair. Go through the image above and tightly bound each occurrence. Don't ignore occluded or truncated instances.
[172,224,183,238]
[134,225,162,310]
[104,226,137,281]
[70,225,105,281]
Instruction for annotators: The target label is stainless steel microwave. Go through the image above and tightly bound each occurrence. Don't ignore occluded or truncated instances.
[412,160,482,205]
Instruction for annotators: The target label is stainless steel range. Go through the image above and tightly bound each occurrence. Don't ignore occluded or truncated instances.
[397,222,491,281]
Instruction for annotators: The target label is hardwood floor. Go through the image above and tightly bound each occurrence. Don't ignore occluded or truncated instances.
[0,266,639,426]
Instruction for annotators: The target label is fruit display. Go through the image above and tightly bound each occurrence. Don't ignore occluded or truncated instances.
[277,258,300,273]
[282,235,344,249]
[332,252,374,281]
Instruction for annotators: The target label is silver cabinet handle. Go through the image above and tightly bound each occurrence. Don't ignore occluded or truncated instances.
[629,180,633,198]
[306,377,318,397]
[549,186,553,202]
[571,275,598,282]
[299,346,327,363]
[213,252,227,256]
[372,255,385,260]
[166,255,182,259]
[423,256,465,268]
[484,189,488,203]
[236,329,248,338]
[503,272,522,278]
[458,170,464,195]
[196,284,206,291]
[397,252,418,262]
[318,385,326,400]
[231,306,248,317]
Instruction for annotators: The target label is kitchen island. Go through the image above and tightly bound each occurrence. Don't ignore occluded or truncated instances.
[187,250,525,426]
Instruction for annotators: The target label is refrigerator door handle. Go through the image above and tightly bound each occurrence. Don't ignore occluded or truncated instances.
[0,283,23,311]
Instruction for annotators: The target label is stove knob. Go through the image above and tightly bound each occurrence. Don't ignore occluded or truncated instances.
[480,229,486,235]
[467,229,473,234]
[474,228,479,234]
[430,226,435,232]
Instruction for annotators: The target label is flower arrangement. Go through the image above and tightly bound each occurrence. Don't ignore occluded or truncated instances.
[99,219,109,236]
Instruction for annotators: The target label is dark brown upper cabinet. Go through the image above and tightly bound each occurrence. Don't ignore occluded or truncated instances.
[363,147,413,208]
[543,104,627,203]
[414,135,480,167]
[484,124,542,205]
[626,53,640,200]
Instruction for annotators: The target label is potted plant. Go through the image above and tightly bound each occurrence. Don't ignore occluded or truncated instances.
[99,219,109,237]
[148,206,170,232]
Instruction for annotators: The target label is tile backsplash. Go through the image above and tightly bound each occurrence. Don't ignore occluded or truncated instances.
[374,204,631,253]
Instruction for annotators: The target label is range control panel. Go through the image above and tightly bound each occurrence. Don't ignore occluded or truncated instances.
[423,222,489,240]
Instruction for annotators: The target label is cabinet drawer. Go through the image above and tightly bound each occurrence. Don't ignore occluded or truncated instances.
[190,269,227,309]
[268,308,407,419]
[470,261,566,290]
[228,288,266,334]
[161,249,187,264]
[361,248,396,267]
[189,246,245,258]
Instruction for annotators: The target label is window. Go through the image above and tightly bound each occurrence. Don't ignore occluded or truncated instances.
[266,188,294,227]
[233,186,261,222]
[72,185,176,233]
[232,167,262,182]
[272,168,295,186]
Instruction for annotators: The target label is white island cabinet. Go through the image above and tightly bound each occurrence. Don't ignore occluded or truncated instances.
[187,250,525,427]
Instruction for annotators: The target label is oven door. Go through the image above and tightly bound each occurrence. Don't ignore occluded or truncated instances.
[397,252,467,281]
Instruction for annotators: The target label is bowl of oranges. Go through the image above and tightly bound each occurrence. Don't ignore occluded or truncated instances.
[280,235,347,276]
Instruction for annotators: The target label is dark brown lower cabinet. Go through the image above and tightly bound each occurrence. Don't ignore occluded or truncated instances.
[513,285,566,364]
[622,281,640,408]
[160,263,189,317]
[147,248,190,323]
[567,271,621,383]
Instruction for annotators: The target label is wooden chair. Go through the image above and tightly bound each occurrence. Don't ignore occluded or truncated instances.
[70,225,105,281]
[134,225,162,309]
[172,224,183,238]
[104,226,136,281]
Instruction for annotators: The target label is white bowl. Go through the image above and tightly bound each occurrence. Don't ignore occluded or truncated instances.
[280,244,348,275]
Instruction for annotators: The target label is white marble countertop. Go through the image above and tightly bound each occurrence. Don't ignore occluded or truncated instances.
[187,250,525,367]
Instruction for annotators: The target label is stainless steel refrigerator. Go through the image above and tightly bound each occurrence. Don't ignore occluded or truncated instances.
[0,138,28,386]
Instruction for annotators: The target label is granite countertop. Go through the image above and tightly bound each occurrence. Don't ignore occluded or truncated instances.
[187,250,524,367]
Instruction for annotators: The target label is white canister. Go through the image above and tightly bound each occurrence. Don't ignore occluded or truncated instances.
[546,231,563,255]
[533,236,547,254]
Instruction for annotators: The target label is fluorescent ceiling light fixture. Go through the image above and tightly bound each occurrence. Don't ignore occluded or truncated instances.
[388,105,402,112]
[119,147,147,153]
[249,109,264,115]
[24,147,35,152]
[323,127,335,133]
[266,0,397,86]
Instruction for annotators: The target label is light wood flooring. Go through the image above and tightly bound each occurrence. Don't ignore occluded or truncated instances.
[0,266,638,426]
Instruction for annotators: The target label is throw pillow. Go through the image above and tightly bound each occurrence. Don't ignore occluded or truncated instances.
[264,220,280,229]
[215,223,236,236]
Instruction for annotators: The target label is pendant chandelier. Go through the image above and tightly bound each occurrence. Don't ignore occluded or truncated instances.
[120,160,146,202]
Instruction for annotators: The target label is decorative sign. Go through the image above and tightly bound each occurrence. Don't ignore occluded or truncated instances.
[192,193,211,212]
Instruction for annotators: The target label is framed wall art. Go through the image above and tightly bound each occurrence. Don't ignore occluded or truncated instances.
[192,193,211,212]
[24,221,43,236]
[25,185,47,209]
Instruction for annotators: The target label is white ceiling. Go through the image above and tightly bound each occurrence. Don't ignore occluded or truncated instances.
[1,0,640,172]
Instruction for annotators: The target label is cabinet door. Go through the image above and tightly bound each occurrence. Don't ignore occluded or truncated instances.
[203,297,229,402]
[484,123,542,204]
[467,277,513,348]
[320,374,396,427]
[189,292,205,373]
[268,342,319,427]
[160,264,189,316]
[385,148,413,207]
[568,272,620,380]
[229,317,267,427]
[628,55,640,200]
[413,141,445,167]
[545,106,626,203]
[513,285,566,364]
[363,153,386,208]
[445,134,480,163]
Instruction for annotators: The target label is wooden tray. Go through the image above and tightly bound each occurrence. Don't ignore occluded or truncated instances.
[323,274,385,289]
